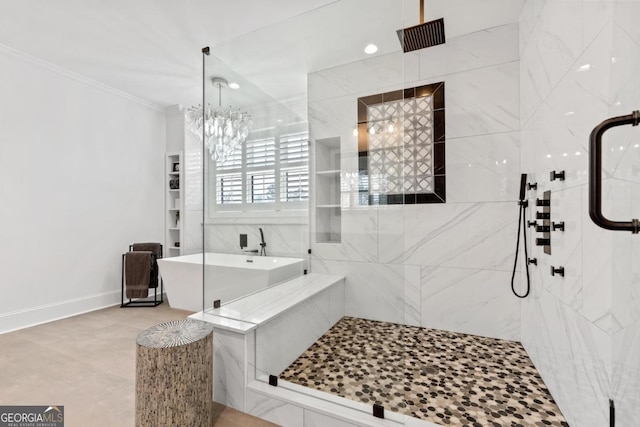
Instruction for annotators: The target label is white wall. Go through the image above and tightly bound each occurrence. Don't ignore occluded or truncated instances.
[308,23,521,341]
[0,45,166,333]
[518,0,640,425]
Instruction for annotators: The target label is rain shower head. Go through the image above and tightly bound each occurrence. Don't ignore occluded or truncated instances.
[397,0,445,53]
[397,18,445,52]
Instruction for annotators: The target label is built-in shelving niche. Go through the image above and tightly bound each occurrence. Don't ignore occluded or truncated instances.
[314,137,341,244]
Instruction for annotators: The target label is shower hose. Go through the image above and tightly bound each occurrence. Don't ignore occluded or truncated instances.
[511,201,531,298]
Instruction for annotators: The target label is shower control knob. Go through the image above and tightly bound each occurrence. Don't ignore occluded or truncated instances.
[536,212,551,220]
[528,258,538,266]
[527,221,538,228]
[536,238,551,246]
[527,182,538,190]
[552,221,565,232]
[550,266,565,277]
[550,170,566,181]
[536,198,551,207]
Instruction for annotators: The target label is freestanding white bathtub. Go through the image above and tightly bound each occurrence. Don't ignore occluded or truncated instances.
[157,253,305,312]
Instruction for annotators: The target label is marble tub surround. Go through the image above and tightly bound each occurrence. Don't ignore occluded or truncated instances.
[204,223,308,259]
[280,316,568,426]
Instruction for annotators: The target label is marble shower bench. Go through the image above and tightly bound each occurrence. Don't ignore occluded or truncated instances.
[189,274,346,417]
[190,273,440,427]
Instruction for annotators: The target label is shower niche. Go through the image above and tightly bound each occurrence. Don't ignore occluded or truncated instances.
[314,137,341,243]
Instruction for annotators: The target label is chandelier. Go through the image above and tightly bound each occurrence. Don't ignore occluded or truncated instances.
[186,77,252,163]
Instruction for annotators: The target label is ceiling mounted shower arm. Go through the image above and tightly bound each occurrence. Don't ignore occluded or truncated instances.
[589,110,640,234]
[419,0,424,24]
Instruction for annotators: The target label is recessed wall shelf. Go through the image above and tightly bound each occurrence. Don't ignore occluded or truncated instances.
[166,151,182,257]
[314,137,341,244]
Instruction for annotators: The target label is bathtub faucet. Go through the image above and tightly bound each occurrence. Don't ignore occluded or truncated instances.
[259,228,267,256]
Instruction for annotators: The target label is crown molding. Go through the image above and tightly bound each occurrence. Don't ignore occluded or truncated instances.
[0,42,164,112]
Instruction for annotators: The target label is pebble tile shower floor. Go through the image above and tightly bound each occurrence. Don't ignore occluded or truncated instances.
[280,317,569,426]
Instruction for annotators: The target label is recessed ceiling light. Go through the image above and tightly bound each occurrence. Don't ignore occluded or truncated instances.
[228,82,240,89]
[364,44,378,54]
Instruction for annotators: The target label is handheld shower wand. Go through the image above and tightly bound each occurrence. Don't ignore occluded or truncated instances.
[511,174,532,298]
[259,227,267,256]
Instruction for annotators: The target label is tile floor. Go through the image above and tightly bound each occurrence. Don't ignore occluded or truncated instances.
[281,316,569,427]
[0,303,276,427]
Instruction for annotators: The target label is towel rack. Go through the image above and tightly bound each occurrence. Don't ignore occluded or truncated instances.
[589,110,640,233]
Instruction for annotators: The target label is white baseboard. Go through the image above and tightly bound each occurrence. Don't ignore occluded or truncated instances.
[0,290,124,334]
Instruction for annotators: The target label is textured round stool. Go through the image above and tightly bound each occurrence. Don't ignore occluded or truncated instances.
[135,318,214,427]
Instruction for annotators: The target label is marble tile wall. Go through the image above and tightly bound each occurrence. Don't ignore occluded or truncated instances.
[309,23,521,342]
[610,2,640,426]
[519,0,640,426]
[204,223,308,259]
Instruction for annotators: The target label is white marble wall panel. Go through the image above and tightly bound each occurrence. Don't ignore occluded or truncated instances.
[311,208,379,263]
[304,410,360,427]
[521,25,612,188]
[582,1,614,50]
[213,329,251,411]
[183,210,202,255]
[255,282,344,377]
[246,390,304,427]
[580,185,614,327]
[545,186,583,311]
[610,3,640,423]
[385,202,517,271]
[446,132,521,203]
[308,53,406,103]
[519,0,547,52]
[418,23,519,82]
[521,290,611,427]
[309,94,361,142]
[517,1,640,425]
[520,0,584,123]
[205,224,308,258]
[420,267,520,341]
[311,259,408,325]
[403,264,422,327]
[376,205,405,266]
[612,319,640,426]
[445,62,520,139]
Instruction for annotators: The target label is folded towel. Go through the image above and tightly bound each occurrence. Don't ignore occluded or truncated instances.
[131,243,161,288]
[131,242,162,256]
[125,251,152,299]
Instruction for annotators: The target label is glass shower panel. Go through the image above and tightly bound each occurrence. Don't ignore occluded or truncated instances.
[243,0,410,424]
[610,1,640,420]
[202,46,309,316]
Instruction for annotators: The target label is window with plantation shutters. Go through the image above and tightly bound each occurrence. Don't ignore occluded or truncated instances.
[213,128,309,212]
[279,132,309,202]
[281,167,308,201]
[216,173,242,204]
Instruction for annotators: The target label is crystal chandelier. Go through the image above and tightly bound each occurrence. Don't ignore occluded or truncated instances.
[186,77,252,162]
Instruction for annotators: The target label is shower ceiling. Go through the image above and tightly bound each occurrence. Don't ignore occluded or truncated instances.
[0,0,524,110]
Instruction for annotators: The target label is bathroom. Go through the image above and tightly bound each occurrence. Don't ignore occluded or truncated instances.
[1,0,639,426]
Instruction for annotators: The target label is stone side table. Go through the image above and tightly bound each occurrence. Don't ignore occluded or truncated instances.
[135,319,214,427]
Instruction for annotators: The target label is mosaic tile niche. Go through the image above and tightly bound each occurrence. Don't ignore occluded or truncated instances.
[357,82,445,205]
